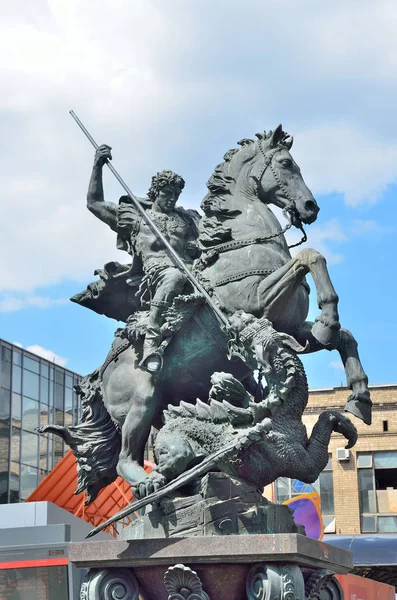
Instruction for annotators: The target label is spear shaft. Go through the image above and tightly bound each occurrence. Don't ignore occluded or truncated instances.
[86,438,238,538]
[69,110,229,328]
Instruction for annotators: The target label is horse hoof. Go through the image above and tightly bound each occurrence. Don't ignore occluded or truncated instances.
[311,318,339,349]
[344,391,372,426]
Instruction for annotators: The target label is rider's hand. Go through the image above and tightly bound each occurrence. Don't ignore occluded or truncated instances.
[185,240,200,259]
[94,144,112,167]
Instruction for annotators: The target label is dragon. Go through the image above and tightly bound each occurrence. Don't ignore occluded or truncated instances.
[133,312,358,498]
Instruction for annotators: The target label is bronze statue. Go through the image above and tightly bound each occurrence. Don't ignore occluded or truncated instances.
[40,119,371,537]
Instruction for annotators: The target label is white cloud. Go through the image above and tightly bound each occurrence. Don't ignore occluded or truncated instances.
[351,219,390,237]
[292,123,397,206]
[0,295,68,312]
[287,218,347,265]
[2,0,397,296]
[329,360,344,372]
[10,340,68,366]
[26,344,67,367]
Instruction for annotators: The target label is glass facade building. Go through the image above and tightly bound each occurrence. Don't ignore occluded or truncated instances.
[0,338,81,504]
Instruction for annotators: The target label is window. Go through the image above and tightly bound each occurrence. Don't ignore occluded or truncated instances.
[21,430,38,467]
[1,346,11,363]
[55,409,64,426]
[11,426,21,463]
[49,379,54,406]
[9,461,20,503]
[12,365,22,393]
[23,355,39,374]
[72,389,79,425]
[20,465,38,500]
[55,369,64,385]
[40,361,49,378]
[23,369,39,400]
[12,350,22,366]
[0,388,10,421]
[65,387,73,412]
[358,451,397,533]
[357,453,372,468]
[275,455,335,532]
[48,437,54,471]
[0,421,10,503]
[22,397,39,432]
[12,393,21,424]
[64,387,73,426]
[40,376,49,404]
[54,436,64,464]
[39,435,48,472]
[1,360,11,390]
[54,383,64,410]
[39,403,49,428]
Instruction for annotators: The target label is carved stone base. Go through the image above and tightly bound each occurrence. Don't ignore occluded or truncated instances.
[80,568,140,599]
[79,562,344,599]
[71,533,351,599]
[121,472,305,540]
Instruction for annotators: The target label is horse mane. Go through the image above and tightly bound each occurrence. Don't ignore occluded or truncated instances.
[199,129,292,247]
[201,140,255,215]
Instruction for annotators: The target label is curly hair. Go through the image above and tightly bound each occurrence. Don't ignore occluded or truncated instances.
[147,170,185,202]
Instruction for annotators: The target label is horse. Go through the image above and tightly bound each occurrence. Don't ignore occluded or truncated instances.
[83,125,371,499]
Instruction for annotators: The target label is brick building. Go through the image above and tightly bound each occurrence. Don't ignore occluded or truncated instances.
[274,383,397,536]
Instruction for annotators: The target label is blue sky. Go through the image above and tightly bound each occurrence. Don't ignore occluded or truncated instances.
[1,0,396,390]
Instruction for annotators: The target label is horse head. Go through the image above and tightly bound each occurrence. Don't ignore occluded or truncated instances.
[253,125,319,226]
[202,125,319,230]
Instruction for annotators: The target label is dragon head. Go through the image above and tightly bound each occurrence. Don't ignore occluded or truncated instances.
[229,312,306,410]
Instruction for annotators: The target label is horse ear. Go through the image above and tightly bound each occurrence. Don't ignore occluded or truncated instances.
[284,135,293,150]
[270,124,284,147]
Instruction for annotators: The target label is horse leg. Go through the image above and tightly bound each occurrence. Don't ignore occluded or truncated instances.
[116,384,162,497]
[258,248,340,348]
[339,328,372,425]
[290,248,340,348]
[295,323,372,425]
[284,410,357,483]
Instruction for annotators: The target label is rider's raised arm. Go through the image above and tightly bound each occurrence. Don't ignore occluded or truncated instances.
[87,145,117,231]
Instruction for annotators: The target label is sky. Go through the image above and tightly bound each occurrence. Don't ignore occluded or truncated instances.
[1,0,396,391]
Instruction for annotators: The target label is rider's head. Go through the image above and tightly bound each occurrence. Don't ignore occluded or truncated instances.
[148,170,185,213]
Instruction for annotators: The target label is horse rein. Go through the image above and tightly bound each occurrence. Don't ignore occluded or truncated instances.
[200,143,307,269]
[256,144,307,249]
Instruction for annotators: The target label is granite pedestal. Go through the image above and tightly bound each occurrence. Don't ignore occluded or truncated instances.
[71,533,350,599]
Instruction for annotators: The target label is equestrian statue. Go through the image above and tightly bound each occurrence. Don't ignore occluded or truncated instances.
[39,119,371,535]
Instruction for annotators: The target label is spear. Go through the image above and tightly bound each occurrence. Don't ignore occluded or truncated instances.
[85,421,266,538]
[69,110,229,329]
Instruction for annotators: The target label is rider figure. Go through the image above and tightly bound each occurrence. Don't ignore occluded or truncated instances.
[87,145,200,374]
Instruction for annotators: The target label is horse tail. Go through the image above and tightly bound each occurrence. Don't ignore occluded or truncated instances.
[39,368,121,505]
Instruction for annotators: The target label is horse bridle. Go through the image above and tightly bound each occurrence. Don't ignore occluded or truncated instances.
[256,143,307,249]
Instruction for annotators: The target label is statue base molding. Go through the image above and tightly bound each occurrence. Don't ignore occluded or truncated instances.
[71,533,351,599]
[121,472,305,540]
